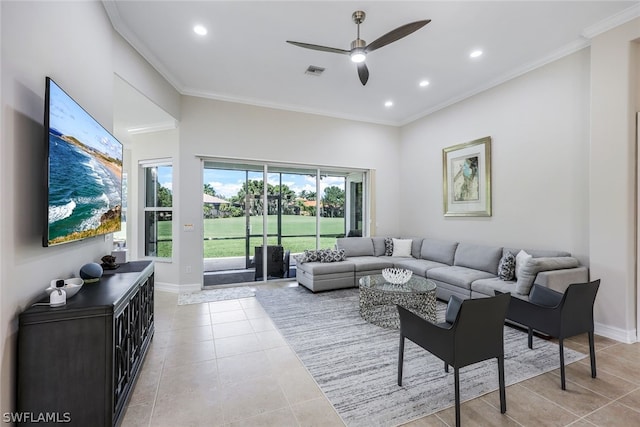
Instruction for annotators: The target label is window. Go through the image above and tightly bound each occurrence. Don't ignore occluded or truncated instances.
[143,163,173,258]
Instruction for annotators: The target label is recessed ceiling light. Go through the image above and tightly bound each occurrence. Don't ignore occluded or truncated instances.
[419,80,430,87]
[193,25,208,36]
[470,50,483,58]
[384,100,393,108]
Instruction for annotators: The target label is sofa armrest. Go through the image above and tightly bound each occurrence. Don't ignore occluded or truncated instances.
[533,266,588,294]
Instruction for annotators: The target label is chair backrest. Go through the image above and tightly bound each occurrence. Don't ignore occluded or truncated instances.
[254,245,285,279]
[453,293,511,367]
[559,279,600,337]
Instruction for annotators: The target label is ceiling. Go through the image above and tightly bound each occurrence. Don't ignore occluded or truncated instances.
[106,1,639,130]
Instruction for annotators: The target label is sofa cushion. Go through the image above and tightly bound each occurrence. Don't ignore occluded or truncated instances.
[428,266,496,290]
[336,237,374,257]
[515,256,580,295]
[392,238,412,257]
[454,243,503,274]
[471,277,517,296]
[497,251,516,281]
[420,238,458,265]
[407,237,424,258]
[372,237,387,256]
[296,260,355,275]
[504,247,571,258]
[393,258,448,277]
[348,256,395,272]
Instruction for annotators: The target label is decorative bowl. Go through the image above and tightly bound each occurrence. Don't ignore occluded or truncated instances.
[46,277,84,299]
[382,268,413,285]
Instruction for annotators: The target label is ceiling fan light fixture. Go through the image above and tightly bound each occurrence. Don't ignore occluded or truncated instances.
[350,49,366,63]
[193,25,207,36]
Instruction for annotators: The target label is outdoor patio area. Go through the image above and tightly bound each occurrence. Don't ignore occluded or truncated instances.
[203,256,298,287]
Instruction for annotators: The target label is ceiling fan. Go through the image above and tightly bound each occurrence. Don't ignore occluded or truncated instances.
[286,11,430,86]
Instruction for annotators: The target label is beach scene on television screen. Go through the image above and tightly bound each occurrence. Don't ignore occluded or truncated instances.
[47,81,122,245]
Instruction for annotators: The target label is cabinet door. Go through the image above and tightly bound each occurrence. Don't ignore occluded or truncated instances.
[140,274,155,341]
[113,306,130,415]
[129,290,142,366]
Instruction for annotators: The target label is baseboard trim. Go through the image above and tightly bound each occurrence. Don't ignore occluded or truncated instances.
[155,282,201,294]
[594,322,637,344]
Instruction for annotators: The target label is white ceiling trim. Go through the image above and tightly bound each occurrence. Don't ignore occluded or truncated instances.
[127,120,178,135]
[103,1,186,93]
[582,3,640,39]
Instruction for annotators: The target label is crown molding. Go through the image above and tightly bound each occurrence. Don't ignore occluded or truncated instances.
[102,0,185,94]
[582,2,640,39]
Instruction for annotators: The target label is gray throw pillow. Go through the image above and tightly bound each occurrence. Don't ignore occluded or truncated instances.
[320,249,346,263]
[301,249,322,263]
[384,238,394,256]
[497,252,516,281]
[515,257,579,295]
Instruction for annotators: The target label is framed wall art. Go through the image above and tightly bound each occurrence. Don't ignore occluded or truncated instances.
[442,136,491,217]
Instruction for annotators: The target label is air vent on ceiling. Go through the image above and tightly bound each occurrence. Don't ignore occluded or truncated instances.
[305,65,325,76]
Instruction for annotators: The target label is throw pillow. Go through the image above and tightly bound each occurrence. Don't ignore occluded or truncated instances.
[302,249,321,263]
[497,252,516,281]
[515,250,532,279]
[384,237,394,256]
[392,238,412,257]
[320,249,346,263]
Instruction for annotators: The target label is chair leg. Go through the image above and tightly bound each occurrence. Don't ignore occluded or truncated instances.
[588,331,597,379]
[454,367,461,427]
[398,335,405,386]
[528,327,533,349]
[498,356,506,414]
[559,338,566,390]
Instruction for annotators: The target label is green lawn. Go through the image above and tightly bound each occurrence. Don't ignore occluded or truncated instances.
[157,215,345,258]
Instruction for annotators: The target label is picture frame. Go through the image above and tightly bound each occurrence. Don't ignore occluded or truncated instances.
[442,136,491,217]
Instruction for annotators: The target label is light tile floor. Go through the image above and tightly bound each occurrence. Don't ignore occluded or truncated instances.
[121,283,640,427]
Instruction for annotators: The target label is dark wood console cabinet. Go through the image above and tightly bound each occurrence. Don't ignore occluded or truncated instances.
[17,261,154,426]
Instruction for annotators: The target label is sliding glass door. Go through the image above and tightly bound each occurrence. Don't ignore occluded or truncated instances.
[202,160,368,286]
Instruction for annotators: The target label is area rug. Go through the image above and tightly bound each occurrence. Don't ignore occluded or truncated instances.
[255,286,587,427]
[178,287,255,305]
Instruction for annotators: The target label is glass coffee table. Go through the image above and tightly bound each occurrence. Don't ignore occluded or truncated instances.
[359,274,437,329]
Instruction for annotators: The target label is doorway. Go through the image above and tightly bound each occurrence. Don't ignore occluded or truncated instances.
[202,160,368,286]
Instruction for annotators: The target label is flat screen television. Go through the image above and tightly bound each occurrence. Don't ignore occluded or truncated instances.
[44,77,123,247]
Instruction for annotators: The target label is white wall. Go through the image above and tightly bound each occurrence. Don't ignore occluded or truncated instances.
[0,0,116,414]
[0,0,181,414]
[399,49,591,262]
[589,18,640,342]
[175,97,400,286]
[113,32,181,122]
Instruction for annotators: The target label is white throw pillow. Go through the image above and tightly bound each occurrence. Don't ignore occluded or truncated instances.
[392,238,412,257]
[515,250,532,279]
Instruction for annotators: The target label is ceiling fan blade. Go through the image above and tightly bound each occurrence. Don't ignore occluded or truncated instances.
[286,40,350,55]
[365,19,431,53]
[357,62,369,86]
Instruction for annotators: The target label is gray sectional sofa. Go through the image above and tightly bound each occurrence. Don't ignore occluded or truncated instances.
[295,237,588,301]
